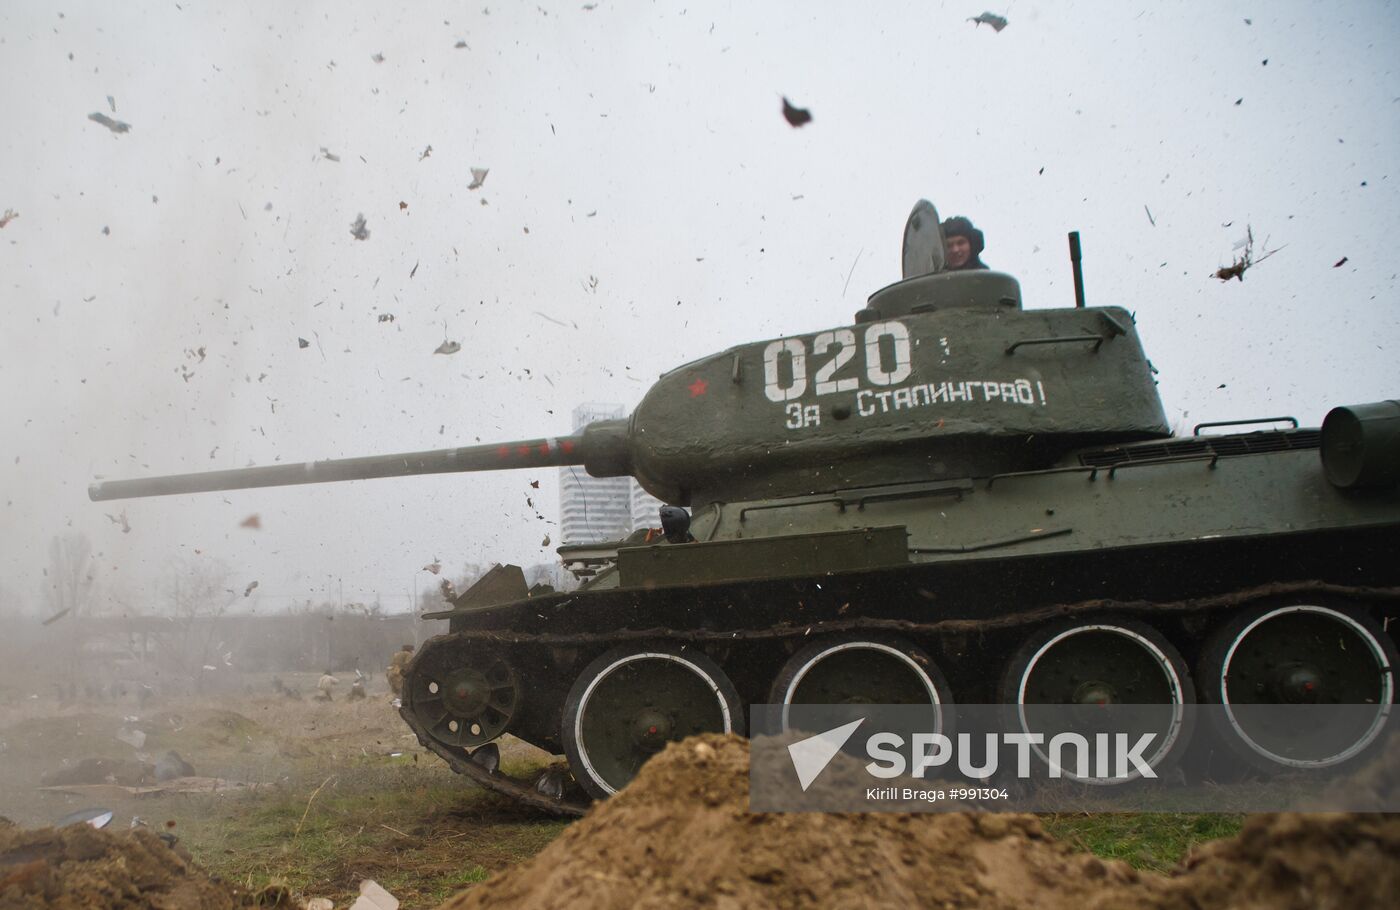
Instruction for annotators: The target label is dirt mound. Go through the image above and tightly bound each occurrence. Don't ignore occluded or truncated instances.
[439,735,1400,910]
[0,824,241,909]
[438,735,1141,910]
[1142,813,1400,910]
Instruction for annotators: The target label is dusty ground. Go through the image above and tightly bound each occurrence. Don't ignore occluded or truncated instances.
[0,673,563,907]
[5,681,1377,910]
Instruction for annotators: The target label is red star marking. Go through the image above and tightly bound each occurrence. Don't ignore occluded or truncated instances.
[516,445,532,457]
[537,443,550,455]
[496,446,510,459]
[688,377,709,398]
[561,439,575,454]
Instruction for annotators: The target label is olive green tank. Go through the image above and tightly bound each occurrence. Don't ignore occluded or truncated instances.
[90,201,1400,813]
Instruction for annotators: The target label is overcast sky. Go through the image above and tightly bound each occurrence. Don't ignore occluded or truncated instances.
[2,1,1397,616]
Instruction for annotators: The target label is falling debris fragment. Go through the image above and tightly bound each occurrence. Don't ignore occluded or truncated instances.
[468,167,490,190]
[409,261,419,279]
[243,581,259,597]
[541,535,551,548]
[439,578,458,601]
[105,511,132,534]
[0,209,17,229]
[298,337,310,349]
[1333,257,1349,268]
[240,514,262,529]
[101,226,110,235]
[434,340,461,355]
[350,213,370,240]
[377,313,396,323]
[1213,226,1283,282]
[781,97,812,127]
[530,480,540,489]
[371,52,385,63]
[319,147,341,162]
[106,95,116,112]
[1144,205,1156,226]
[88,112,131,134]
[419,145,433,160]
[42,608,72,627]
[454,40,468,48]
[399,201,408,211]
[968,12,1008,31]
[422,560,442,575]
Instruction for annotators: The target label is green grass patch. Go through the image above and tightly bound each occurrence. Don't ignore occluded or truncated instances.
[1041,812,1245,874]
[175,762,569,907]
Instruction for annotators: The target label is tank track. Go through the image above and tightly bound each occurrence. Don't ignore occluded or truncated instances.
[398,580,1400,816]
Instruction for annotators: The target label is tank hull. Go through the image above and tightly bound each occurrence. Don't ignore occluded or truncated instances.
[402,434,1400,813]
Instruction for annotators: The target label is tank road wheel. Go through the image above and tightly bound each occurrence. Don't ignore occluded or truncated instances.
[562,644,745,800]
[1002,620,1194,783]
[404,648,521,750]
[768,635,954,733]
[1198,603,1397,772]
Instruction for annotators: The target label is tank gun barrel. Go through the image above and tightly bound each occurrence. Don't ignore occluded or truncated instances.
[88,432,606,502]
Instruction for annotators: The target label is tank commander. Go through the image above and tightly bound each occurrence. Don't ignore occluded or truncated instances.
[941,216,988,271]
[387,644,415,696]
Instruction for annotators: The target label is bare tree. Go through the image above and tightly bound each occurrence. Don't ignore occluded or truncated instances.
[154,555,237,684]
[43,532,97,621]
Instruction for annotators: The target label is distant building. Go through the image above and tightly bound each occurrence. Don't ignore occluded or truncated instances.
[631,481,666,532]
[560,404,634,545]
[559,403,670,545]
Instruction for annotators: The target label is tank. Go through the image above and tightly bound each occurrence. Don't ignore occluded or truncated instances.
[89,201,1400,814]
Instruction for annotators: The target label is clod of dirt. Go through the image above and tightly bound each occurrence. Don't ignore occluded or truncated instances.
[438,734,1400,910]
[0,824,241,909]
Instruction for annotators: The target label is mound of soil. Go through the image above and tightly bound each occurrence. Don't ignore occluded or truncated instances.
[0,824,241,909]
[439,735,1400,910]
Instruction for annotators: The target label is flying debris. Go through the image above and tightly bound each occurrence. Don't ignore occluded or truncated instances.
[968,12,1008,32]
[530,480,540,489]
[468,167,490,190]
[240,514,261,529]
[1213,226,1283,282]
[105,511,131,534]
[440,578,458,600]
[0,209,17,228]
[434,340,462,355]
[454,40,468,49]
[106,95,116,112]
[371,53,385,63]
[88,112,131,134]
[541,534,551,548]
[350,213,369,240]
[781,97,812,127]
[410,260,419,279]
[422,560,442,575]
[377,313,396,323]
[419,145,433,161]
[42,608,73,627]
[319,147,341,162]
[243,581,259,597]
[1333,257,1349,268]
[298,337,310,349]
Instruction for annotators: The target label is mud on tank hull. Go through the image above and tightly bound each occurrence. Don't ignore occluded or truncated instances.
[401,425,1400,814]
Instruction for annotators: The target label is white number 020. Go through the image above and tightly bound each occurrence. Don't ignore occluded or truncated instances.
[762,322,912,403]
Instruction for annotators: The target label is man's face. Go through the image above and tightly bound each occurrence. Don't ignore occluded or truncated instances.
[945,234,972,269]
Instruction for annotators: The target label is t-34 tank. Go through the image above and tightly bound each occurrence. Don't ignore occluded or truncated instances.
[90,201,1400,814]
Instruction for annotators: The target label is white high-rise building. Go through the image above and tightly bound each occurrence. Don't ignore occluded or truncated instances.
[631,481,666,531]
[559,404,634,545]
